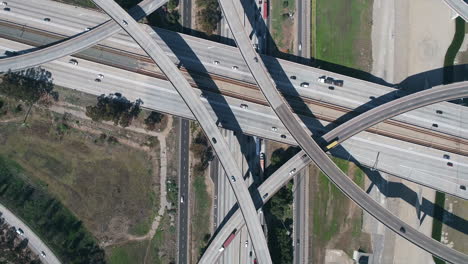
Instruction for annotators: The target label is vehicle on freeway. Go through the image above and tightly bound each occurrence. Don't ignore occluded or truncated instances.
[317,76,326,83]
[254,57,258,62]
[400,227,406,233]
[122,20,128,26]
[290,75,296,80]
[219,229,237,252]
[447,162,453,167]
[231,176,236,182]
[15,227,24,236]
[328,86,335,90]
[333,79,343,87]
[443,154,450,159]
[240,104,248,109]
[262,0,268,19]
[69,59,78,65]
[213,60,220,65]
[288,168,296,175]
[43,18,51,22]
[41,251,46,257]
[232,66,239,70]
[271,126,278,131]
[280,134,286,139]
[460,185,466,190]
[298,43,302,51]
[97,74,104,79]
[94,78,101,83]
[300,82,309,88]
[326,140,339,150]
[436,110,443,114]
[180,195,184,203]
[1,2,7,6]
[3,7,9,11]
[245,240,248,247]
[85,27,91,31]
[200,93,207,98]
[262,193,268,199]
[260,152,265,171]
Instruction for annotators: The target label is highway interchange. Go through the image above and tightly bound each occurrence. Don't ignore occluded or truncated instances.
[1,0,468,263]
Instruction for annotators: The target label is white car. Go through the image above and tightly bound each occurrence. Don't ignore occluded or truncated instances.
[298,43,302,51]
[245,240,248,247]
[1,2,7,6]
[288,168,296,175]
[213,60,220,65]
[240,104,248,109]
[231,176,236,182]
[300,82,309,88]
[69,59,78,66]
[97,74,104,79]
[232,66,239,70]
[15,228,24,236]
[271,127,278,132]
[41,251,46,258]
[180,195,184,203]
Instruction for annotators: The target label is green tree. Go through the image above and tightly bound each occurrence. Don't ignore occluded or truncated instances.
[0,68,54,104]
[144,111,165,130]
[86,93,143,127]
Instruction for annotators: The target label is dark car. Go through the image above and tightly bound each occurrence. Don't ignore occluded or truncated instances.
[400,227,406,233]
[333,79,343,87]
[290,75,296,80]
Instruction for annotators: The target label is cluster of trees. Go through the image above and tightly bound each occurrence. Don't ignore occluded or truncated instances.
[0,68,56,105]
[196,0,221,34]
[86,93,143,128]
[144,111,165,130]
[0,219,42,264]
[0,156,106,263]
[190,131,214,172]
[264,181,294,264]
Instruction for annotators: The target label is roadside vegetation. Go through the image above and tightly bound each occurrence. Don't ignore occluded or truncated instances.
[270,0,296,57]
[0,156,105,263]
[86,93,143,128]
[190,126,214,262]
[263,145,299,263]
[309,158,370,263]
[196,0,221,34]
[313,0,373,77]
[0,216,42,263]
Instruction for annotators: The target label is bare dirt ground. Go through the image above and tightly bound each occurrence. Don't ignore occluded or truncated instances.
[370,0,455,262]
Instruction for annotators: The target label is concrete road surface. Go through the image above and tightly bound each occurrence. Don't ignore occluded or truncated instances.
[0,203,61,264]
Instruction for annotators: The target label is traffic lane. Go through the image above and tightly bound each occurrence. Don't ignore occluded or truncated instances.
[0,0,167,72]
[89,1,272,263]
[199,152,308,263]
[0,203,61,264]
[178,118,190,264]
[324,82,468,143]
[275,103,468,264]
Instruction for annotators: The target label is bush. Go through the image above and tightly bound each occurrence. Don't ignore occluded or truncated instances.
[196,0,221,34]
[0,68,54,104]
[144,111,165,130]
[86,94,143,127]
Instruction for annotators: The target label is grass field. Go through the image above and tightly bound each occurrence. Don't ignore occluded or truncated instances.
[107,240,149,264]
[191,168,211,261]
[310,158,370,263]
[146,212,177,264]
[313,0,373,73]
[0,97,159,243]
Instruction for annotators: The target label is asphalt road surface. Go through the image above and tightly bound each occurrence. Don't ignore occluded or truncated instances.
[177,118,190,264]
[0,203,61,264]
[89,1,272,262]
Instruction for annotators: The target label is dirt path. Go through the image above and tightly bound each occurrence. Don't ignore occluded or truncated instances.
[48,103,175,248]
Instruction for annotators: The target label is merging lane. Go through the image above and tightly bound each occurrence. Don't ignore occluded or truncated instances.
[200,81,468,263]
[215,0,468,262]
[89,1,272,263]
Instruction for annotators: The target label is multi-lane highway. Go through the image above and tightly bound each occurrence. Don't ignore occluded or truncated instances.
[0,0,167,72]
[2,0,467,262]
[200,81,468,262]
[215,0,468,262]
[2,36,467,201]
[88,0,272,263]
[177,118,190,264]
[2,0,468,149]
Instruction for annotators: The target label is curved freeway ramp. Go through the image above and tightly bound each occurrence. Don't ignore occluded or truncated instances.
[216,0,468,262]
[89,0,272,263]
[0,0,166,73]
[443,0,468,21]
[199,81,468,263]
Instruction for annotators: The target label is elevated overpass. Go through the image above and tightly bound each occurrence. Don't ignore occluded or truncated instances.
[200,81,468,263]
[88,0,272,262]
[2,37,467,200]
[443,0,468,21]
